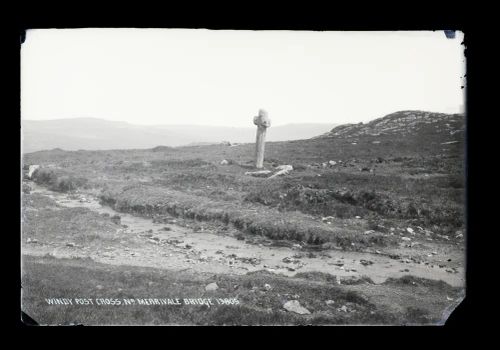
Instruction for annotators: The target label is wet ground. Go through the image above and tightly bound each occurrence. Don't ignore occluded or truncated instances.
[23,183,465,287]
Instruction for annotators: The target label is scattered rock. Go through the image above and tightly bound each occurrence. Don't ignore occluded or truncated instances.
[360,259,374,266]
[283,300,311,315]
[237,257,261,265]
[329,160,337,166]
[269,165,293,179]
[166,239,183,245]
[276,165,293,171]
[406,227,414,234]
[220,159,229,165]
[325,300,335,306]
[26,238,38,244]
[263,284,272,291]
[27,165,40,179]
[321,216,335,223]
[245,170,272,177]
[66,242,76,247]
[79,197,90,203]
[205,282,219,291]
[338,305,348,312]
[401,237,411,241]
[282,257,301,264]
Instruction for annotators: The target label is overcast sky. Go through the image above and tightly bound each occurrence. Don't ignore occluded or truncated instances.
[21,29,465,127]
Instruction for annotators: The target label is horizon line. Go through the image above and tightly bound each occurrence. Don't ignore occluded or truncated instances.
[21,117,339,128]
[21,109,463,128]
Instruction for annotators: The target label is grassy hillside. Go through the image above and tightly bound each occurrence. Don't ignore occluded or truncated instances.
[21,110,466,325]
[23,110,466,249]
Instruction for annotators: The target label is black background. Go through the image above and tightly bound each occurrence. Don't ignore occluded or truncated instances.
[6,2,486,340]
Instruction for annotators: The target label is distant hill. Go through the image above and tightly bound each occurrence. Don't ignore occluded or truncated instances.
[21,118,337,153]
[315,110,465,143]
[23,111,465,154]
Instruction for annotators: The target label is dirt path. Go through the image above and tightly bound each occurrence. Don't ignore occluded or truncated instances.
[24,184,465,287]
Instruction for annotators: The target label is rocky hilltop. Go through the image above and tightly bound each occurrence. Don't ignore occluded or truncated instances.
[316,111,465,141]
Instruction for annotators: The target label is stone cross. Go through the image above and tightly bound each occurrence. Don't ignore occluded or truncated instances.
[253,109,271,169]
